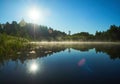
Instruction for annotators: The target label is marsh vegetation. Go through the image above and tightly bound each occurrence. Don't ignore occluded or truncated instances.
[0,34,31,56]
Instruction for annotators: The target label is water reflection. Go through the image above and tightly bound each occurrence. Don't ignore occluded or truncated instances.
[0,43,120,67]
[0,43,120,84]
[26,60,43,74]
[78,58,86,67]
[70,44,120,60]
[29,62,38,73]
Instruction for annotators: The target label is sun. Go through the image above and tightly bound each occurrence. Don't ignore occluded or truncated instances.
[27,7,51,24]
[28,8,42,23]
[29,9,39,20]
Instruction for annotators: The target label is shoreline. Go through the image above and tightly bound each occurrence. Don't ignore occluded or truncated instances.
[30,41,120,45]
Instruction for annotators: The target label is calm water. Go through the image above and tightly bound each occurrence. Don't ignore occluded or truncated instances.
[0,43,120,84]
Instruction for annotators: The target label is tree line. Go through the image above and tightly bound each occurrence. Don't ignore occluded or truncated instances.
[64,25,120,41]
[0,19,66,41]
[0,19,120,41]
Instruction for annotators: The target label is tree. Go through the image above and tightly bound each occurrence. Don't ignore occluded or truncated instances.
[4,22,11,34]
[19,19,26,27]
[0,23,3,33]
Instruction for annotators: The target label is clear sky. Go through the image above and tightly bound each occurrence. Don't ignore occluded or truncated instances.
[0,0,120,34]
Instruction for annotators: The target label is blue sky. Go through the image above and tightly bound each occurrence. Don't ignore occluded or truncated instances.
[0,0,120,34]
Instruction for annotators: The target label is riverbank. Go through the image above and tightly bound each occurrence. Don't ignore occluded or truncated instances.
[0,34,30,56]
[30,41,120,45]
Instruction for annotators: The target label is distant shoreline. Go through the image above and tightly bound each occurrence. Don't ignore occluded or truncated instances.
[30,41,120,45]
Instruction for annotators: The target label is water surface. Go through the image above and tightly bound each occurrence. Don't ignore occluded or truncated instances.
[0,43,120,84]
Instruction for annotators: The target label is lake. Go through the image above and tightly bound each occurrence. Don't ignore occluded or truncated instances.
[0,43,120,84]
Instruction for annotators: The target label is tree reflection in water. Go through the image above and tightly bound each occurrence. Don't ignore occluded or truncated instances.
[0,43,120,84]
[0,43,120,67]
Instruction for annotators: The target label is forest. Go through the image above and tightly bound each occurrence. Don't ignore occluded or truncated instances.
[0,19,120,41]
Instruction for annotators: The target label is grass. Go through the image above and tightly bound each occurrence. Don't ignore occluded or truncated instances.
[0,34,30,56]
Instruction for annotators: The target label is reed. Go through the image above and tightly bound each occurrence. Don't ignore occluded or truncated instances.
[0,34,30,56]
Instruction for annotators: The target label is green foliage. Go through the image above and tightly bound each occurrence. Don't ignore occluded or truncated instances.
[64,25,120,41]
[1,20,67,41]
[95,25,120,41]
[1,20,120,41]
[64,32,94,41]
[0,34,29,56]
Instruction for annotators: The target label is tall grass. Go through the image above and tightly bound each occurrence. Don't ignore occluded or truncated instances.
[0,34,30,56]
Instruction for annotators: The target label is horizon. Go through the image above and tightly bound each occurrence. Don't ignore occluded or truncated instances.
[0,0,120,34]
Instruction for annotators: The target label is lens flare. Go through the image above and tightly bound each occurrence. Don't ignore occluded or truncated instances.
[78,58,86,66]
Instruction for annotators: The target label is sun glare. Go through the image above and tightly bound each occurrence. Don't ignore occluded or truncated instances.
[29,8,40,20]
[29,62,38,73]
[28,8,44,23]
[27,7,51,24]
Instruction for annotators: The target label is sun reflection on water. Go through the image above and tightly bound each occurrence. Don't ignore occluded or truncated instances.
[30,63,38,73]
[27,60,43,74]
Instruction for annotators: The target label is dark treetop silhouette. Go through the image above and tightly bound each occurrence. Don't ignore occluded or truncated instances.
[0,20,120,41]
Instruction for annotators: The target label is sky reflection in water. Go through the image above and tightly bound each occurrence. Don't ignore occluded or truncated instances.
[0,44,120,84]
